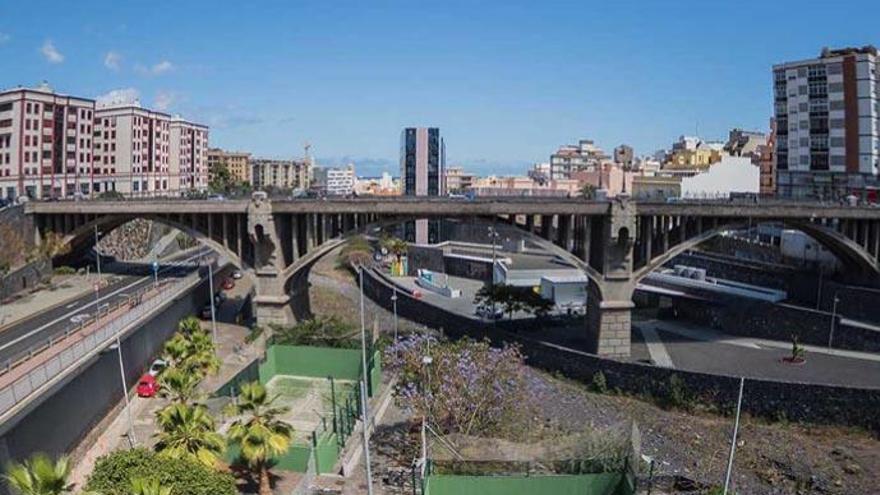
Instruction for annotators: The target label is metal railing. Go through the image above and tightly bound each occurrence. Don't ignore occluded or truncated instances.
[0,269,203,418]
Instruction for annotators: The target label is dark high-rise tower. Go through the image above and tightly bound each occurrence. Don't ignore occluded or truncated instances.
[400,127,445,243]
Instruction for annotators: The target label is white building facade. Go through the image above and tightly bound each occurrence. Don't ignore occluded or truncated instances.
[313,165,355,196]
[170,118,209,194]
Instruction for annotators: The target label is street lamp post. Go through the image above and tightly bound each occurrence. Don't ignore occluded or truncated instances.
[391,288,399,342]
[488,224,500,323]
[357,266,374,495]
[206,255,218,344]
[115,334,137,447]
[828,293,840,350]
[94,226,102,281]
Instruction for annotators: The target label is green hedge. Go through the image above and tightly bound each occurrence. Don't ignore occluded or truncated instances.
[84,448,237,495]
[424,473,630,495]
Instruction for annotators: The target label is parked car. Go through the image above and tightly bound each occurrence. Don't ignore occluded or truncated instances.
[231,270,243,280]
[200,303,215,319]
[136,374,159,398]
[148,358,167,377]
[221,278,235,290]
[475,304,503,320]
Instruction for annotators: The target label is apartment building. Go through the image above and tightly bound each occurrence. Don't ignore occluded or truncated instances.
[444,166,475,193]
[207,148,252,185]
[724,128,767,157]
[313,165,355,196]
[549,139,608,180]
[93,105,172,197]
[773,46,880,199]
[0,83,96,200]
[169,118,209,193]
[251,158,311,191]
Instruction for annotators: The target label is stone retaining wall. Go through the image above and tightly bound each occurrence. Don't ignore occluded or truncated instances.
[362,269,880,432]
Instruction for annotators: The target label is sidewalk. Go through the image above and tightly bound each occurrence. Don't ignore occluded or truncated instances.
[68,318,264,490]
[0,274,112,329]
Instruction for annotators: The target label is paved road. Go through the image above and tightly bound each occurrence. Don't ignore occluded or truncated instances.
[0,248,212,367]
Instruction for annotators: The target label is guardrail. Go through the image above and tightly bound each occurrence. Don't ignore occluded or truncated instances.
[0,267,204,418]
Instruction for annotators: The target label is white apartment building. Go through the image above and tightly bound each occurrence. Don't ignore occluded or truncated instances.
[313,165,355,196]
[170,118,209,194]
[549,139,609,180]
[94,105,172,197]
[0,83,96,200]
[773,46,880,199]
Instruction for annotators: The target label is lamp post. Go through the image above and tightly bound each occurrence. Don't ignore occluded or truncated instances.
[115,333,137,447]
[391,288,399,342]
[828,293,840,350]
[357,266,374,495]
[488,224,500,324]
[205,254,218,344]
[94,225,102,282]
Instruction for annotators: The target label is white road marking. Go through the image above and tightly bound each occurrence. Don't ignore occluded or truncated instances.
[639,325,675,368]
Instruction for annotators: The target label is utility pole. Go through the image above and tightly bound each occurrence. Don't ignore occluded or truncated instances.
[357,266,374,494]
[488,223,499,324]
[723,377,745,495]
[207,255,218,344]
[115,333,137,447]
[94,225,102,281]
[391,287,399,342]
[828,293,840,350]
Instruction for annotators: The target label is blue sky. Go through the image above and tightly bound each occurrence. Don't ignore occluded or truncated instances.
[1,0,878,176]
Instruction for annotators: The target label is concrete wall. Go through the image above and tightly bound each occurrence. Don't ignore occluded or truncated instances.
[0,275,212,473]
[0,205,35,251]
[0,259,51,301]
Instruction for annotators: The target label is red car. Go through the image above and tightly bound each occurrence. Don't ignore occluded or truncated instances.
[136,374,159,398]
[221,278,235,290]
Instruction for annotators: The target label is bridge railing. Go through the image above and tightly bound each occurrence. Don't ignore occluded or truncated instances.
[0,268,204,419]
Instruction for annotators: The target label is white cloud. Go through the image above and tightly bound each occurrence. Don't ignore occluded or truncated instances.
[154,91,176,111]
[96,88,140,108]
[0,33,10,44]
[41,39,64,63]
[103,51,122,70]
[135,60,174,76]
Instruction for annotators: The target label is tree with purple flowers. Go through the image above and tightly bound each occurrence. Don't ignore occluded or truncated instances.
[384,334,532,437]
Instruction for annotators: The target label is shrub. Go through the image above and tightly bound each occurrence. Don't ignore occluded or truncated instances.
[54,265,76,275]
[590,371,608,394]
[269,316,359,348]
[84,448,236,495]
[663,374,694,411]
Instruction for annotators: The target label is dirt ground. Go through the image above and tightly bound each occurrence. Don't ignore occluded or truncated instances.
[306,246,880,495]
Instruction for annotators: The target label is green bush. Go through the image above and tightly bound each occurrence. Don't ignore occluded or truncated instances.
[663,374,694,411]
[269,316,359,348]
[84,448,236,495]
[53,265,76,275]
[590,371,608,394]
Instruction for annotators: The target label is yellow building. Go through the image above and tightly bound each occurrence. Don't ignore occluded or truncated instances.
[664,148,724,170]
[207,148,252,185]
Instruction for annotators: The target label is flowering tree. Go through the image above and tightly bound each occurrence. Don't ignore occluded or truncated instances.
[384,334,532,437]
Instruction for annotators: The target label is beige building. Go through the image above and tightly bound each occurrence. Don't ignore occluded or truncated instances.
[94,105,172,197]
[207,148,251,185]
[444,166,475,192]
[471,175,580,197]
[0,83,96,200]
[251,158,311,191]
[632,175,681,199]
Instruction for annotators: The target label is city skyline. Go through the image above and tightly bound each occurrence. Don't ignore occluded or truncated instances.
[1,1,878,176]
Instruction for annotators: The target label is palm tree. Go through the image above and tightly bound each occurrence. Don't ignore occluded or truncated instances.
[162,333,191,368]
[159,366,201,404]
[3,453,71,495]
[178,316,203,335]
[129,478,173,495]
[154,403,226,468]
[227,382,293,495]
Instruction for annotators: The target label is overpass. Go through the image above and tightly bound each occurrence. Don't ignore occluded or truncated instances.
[24,197,880,357]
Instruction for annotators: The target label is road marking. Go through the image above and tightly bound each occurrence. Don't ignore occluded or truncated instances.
[639,325,675,368]
[65,302,80,309]
[0,250,209,355]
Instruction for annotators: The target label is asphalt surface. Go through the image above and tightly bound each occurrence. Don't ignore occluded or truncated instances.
[0,248,212,367]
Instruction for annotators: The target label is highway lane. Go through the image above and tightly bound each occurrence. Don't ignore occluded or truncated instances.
[0,248,213,368]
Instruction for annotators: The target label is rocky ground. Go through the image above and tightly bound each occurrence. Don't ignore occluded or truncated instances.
[307,247,880,494]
